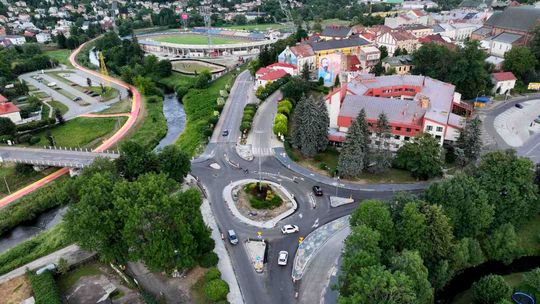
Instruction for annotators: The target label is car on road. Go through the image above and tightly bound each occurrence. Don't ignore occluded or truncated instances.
[515,103,524,109]
[312,185,323,196]
[47,82,57,87]
[278,251,288,266]
[281,224,299,234]
[222,130,229,137]
[73,96,82,101]
[535,118,540,124]
[228,229,238,245]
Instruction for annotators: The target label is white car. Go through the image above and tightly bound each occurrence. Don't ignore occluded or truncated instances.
[281,224,299,234]
[278,251,288,266]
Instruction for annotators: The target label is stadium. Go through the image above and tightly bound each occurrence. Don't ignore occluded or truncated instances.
[137,28,280,58]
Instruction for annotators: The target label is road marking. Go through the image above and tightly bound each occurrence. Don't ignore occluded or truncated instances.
[525,140,540,155]
[312,218,319,228]
[298,213,303,219]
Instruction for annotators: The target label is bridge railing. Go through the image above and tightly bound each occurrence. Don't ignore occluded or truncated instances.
[41,146,120,155]
[1,158,89,168]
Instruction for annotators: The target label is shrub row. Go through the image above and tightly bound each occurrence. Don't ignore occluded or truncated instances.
[239,104,258,133]
[255,76,290,100]
[26,270,62,304]
[203,267,229,302]
[16,118,56,132]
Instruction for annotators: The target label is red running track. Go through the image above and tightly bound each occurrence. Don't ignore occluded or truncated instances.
[0,41,141,208]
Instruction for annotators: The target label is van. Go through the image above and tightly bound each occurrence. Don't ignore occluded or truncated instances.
[228,230,238,245]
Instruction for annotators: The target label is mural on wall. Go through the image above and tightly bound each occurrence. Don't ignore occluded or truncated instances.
[278,48,298,65]
[317,53,342,86]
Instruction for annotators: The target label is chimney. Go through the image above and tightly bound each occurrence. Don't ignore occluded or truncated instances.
[419,96,430,109]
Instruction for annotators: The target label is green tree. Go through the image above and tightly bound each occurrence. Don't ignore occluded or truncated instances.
[158,145,191,183]
[379,45,388,59]
[474,150,539,227]
[503,46,537,81]
[290,95,329,157]
[448,40,492,99]
[204,279,230,302]
[194,70,212,89]
[455,117,482,165]
[301,62,310,81]
[371,112,392,173]
[350,200,394,252]
[116,141,159,181]
[524,268,540,289]
[273,113,288,136]
[155,59,172,78]
[391,250,433,304]
[397,202,428,256]
[421,204,454,267]
[337,109,369,177]
[412,43,454,80]
[233,14,247,25]
[472,275,512,304]
[0,117,16,137]
[451,237,486,271]
[529,25,540,62]
[394,133,444,180]
[483,223,520,264]
[425,174,494,238]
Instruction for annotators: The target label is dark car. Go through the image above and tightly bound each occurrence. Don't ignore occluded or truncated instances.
[515,103,524,109]
[312,185,323,196]
[73,96,82,101]
[222,130,229,137]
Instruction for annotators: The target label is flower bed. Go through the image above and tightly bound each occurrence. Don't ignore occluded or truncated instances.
[243,182,283,209]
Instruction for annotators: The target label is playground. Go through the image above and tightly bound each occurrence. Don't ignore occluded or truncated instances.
[153,34,245,45]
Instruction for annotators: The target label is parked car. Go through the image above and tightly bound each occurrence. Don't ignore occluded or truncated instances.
[515,103,524,109]
[312,185,323,196]
[47,82,57,87]
[281,224,299,234]
[36,263,57,275]
[228,229,238,245]
[278,251,288,266]
[73,96,82,101]
[222,130,229,137]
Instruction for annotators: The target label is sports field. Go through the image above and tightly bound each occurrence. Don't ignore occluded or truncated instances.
[153,34,244,45]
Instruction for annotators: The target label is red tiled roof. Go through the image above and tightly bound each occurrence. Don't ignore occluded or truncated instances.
[492,72,517,81]
[255,67,271,75]
[0,94,7,103]
[268,62,297,69]
[259,69,289,81]
[289,44,315,57]
[0,102,20,115]
[389,30,417,41]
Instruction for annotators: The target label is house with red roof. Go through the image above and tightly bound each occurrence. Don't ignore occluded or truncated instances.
[267,62,298,76]
[491,72,516,95]
[255,67,290,90]
[278,45,316,72]
[0,94,22,123]
[376,30,419,56]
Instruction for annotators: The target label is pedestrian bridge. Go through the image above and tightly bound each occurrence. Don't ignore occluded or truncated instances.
[0,146,120,168]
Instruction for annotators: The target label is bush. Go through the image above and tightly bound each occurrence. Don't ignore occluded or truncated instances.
[15,163,34,175]
[175,86,190,101]
[17,133,32,143]
[199,252,219,268]
[146,95,161,103]
[16,118,56,132]
[256,76,290,100]
[239,104,258,133]
[205,267,222,281]
[26,271,62,304]
[204,279,229,302]
[472,275,512,304]
[29,136,40,145]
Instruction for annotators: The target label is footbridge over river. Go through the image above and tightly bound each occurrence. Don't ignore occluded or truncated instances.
[0,147,120,168]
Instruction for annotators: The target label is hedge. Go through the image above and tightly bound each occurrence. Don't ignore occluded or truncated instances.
[16,118,56,132]
[239,104,258,133]
[255,76,290,100]
[204,278,229,302]
[26,270,62,304]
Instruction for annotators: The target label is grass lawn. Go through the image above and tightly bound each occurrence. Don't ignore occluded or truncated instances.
[31,117,126,148]
[44,49,73,68]
[47,100,69,115]
[158,72,195,91]
[57,262,101,292]
[0,224,68,276]
[175,70,239,156]
[121,95,167,150]
[153,34,244,45]
[97,98,131,114]
[222,23,287,31]
[56,88,76,101]
[0,164,55,198]
[285,144,417,184]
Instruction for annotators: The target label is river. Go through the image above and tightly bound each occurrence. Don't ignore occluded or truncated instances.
[155,93,186,150]
[0,93,186,254]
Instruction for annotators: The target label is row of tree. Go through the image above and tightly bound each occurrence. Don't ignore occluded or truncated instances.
[0,44,59,87]
[338,149,540,303]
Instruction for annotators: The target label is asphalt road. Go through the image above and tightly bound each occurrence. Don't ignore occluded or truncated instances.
[248,91,282,157]
[191,72,427,304]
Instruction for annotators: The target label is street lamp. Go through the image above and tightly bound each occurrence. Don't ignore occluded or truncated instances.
[335,176,340,197]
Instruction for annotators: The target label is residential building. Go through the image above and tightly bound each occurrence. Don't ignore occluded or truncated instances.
[0,35,25,45]
[472,6,540,44]
[358,46,381,71]
[266,62,298,76]
[382,55,414,75]
[376,30,418,56]
[307,37,372,62]
[278,44,316,71]
[0,94,21,123]
[254,67,289,90]
[418,34,457,49]
[325,74,471,149]
[320,26,352,40]
[384,10,430,28]
[491,72,516,95]
[398,24,433,38]
[401,0,438,9]
[433,22,481,41]
[487,32,525,57]
[36,32,51,43]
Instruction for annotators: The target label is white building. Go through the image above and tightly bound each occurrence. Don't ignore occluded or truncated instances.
[491,72,516,95]
[1,35,25,45]
[0,94,22,123]
[487,32,524,58]
[433,22,480,41]
[36,32,51,43]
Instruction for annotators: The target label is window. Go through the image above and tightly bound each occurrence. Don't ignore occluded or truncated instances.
[406,128,411,132]
[404,136,410,141]
[436,126,443,132]
[426,125,433,131]
[395,127,402,131]
[435,135,441,140]
[394,135,400,140]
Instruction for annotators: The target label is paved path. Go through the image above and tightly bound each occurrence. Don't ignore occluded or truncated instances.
[0,40,142,208]
[247,91,282,157]
[0,244,95,284]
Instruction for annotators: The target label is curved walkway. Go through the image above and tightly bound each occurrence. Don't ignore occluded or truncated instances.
[0,40,141,208]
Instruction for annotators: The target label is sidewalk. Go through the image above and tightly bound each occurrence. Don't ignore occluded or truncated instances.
[0,244,95,284]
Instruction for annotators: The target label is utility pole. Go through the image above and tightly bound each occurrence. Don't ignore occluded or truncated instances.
[4,176,10,194]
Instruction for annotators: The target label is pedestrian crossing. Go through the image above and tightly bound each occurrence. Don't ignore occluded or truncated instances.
[252,147,274,156]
